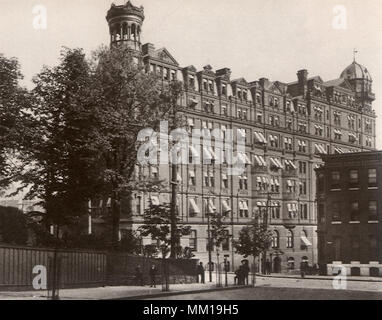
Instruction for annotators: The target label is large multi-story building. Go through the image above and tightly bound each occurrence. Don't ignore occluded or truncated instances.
[104,1,376,272]
[316,151,382,276]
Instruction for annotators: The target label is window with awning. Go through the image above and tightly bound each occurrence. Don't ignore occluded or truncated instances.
[301,232,312,246]
[254,132,267,144]
[189,145,199,157]
[189,198,200,215]
[222,199,231,213]
[285,159,297,169]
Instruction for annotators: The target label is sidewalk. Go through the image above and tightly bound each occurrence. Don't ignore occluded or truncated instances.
[256,273,382,282]
[0,282,248,300]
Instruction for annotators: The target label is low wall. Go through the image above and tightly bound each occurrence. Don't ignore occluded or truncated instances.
[0,245,198,291]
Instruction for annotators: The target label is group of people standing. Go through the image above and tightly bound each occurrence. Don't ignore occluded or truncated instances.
[134,264,158,287]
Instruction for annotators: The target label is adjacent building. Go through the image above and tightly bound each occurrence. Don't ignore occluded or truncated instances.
[316,151,382,276]
[101,1,377,272]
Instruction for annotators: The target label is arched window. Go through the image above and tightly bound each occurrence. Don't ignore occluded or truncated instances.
[286,230,294,248]
[271,230,279,248]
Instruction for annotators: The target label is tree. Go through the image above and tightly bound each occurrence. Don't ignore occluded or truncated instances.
[0,54,30,192]
[88,45,183,249]
[210,211,230,276]
[11,48,99,234]
[0,206,29,245]
[138,203,191,258]
[234,216,273,283]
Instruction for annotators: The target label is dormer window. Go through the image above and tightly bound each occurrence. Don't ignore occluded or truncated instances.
[256,93,261,104]
[208,80,214,92]
[188,75,195,89]
[222,84,227,96]
[171,70,176,81]
[203,79,208,91]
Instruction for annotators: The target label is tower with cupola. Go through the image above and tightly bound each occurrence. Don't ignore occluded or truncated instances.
[106,1,144,52]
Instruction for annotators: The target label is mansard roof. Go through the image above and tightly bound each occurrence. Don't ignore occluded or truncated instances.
[323,78,353,91]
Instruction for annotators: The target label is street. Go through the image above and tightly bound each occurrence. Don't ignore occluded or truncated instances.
[148,276,382,300]
[149,286,382,300]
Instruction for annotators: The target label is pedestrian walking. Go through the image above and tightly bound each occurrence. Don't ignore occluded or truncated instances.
[149,264,157,288]
[135,264,144,286]
[265,259,272,275]
[196,262,205,284]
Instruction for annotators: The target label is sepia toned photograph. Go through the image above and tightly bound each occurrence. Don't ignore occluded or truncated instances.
[0,0,381,306]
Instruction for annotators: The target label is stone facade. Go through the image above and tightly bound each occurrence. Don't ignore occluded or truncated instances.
[102,1,377,273]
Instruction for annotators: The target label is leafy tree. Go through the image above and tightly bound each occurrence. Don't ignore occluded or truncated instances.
[88,45,183,249]
[0,54,30,191]
[234,217,273,280]
[12,48,99,233]
[0,206,29,245]
[210,211,230,270]
[138,203,191,258]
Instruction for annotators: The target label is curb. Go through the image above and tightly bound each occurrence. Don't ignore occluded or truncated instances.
[112,285,252,300]
[256,274,382,283]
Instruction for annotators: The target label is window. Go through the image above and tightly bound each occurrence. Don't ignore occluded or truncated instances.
[189,230,197,251]
[332,202,341,221]
[221,84,227,96]
[239,200,249,218]
[271,231,279,248]
[300,230,309,250]
[369,235,378,260]
[333,236,341,261]
[239,173,248,190]
[331,171,341,189]
[189,169,196,186]
[222,104,227,116]
[368,169,377,186]
[351,236,360,261]
[349,170,359,185]
[350,201,359,221]
[369,201,378,221]
[136,195,142,215]
[286,230,294,248]
[222,230,230,251]
[299,181,307,195]
[222,172,228,189]
[300,203,308,219]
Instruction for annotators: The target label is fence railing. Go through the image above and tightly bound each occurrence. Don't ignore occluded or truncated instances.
[0,244,198,292]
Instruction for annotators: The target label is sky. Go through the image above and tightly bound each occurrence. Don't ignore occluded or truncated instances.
[1,0,382,148]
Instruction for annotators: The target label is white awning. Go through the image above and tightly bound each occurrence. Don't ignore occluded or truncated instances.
[301,235,312,246]
[189,145,199,157]
[242,201,249,210]
[222,200,231,212]
[189,169,195,178]
[254,155,263,166]
[208,199,216,213]
[254,132,267,144]
[287,180,293,187]
[270,158,279,168]
[222,172,228,180]
[257,176,262,183]
[203,147,213,159]
[189,198,200,214]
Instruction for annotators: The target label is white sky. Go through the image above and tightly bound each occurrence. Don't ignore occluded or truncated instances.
[1,0,382,148]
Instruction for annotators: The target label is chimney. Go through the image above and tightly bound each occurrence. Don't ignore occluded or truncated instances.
[297,69,308,97]
[258,77,269,87]
[142,43,155,56]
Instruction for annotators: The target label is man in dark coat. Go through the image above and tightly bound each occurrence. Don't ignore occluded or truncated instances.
[196,262,205,284]
[241,261,250,285]
[149,264,157,288]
